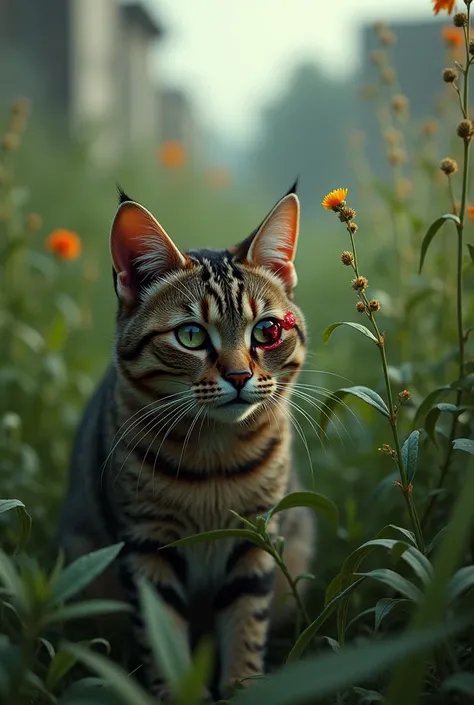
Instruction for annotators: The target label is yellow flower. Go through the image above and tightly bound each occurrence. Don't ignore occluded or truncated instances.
[321,188,348,211]
[432,0,455,15]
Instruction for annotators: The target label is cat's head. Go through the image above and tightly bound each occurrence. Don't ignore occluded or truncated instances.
[110,186,306,423]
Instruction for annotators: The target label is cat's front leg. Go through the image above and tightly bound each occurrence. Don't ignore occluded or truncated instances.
[215,542,276,698]
[119,549,194,702]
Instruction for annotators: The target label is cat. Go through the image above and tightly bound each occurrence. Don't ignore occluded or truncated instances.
[58,183,314,701]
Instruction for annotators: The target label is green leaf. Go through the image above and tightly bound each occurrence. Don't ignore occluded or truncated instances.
[0,499,31,551]
[320,385,389,433]
[64,643,154,705]
[375,598,411,632]
[467,243,474,263]
[262,491,338,529]
[47,641,110,692]
[14,322,45,353]
[234,623,464,705]
[333,533,422,643]
[43,600,130,626]
[425,404,465,447]
[138,579,190,691]
[0,550,27,611]
[426,525,449,555]
[442,672,474,696]
[401,431,419,484]
[388,449,474,704]
[47,649,81,691]
[453,437,474,455]
[51,543,124,605]
[418,213,460,273]
[393,544,433,586]
[412,387,452,429]
[162,529,267,551]
[58,677,117,705]
[286,578,365,662]
[0,499,25,515]
[15,506,32,551]
[448,565,474,603]
[356,569,422,603]
[174,638,214,705]
[37,637,56,661]
[384,524,417,546]
[322,322,377,344]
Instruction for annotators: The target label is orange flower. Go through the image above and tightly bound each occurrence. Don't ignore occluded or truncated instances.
[321,188,348,210]
[158,140,187,168]
[441,26,464,47]
[45,229,81,260]
[467,205,474,219]
[433,0,455,14]
[206,165,231,189]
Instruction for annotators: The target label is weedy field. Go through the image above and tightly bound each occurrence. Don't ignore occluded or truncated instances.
[1,3,474,704]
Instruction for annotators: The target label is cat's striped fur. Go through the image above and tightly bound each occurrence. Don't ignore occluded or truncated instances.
[59,185,314,701]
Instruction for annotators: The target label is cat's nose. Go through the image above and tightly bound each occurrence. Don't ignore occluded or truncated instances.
[223,369,253,390]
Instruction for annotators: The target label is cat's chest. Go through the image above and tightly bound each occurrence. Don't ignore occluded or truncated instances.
[181,539,236,594]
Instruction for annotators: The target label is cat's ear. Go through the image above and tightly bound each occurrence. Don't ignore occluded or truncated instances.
[110,200,186,303]
[236,192,300,291]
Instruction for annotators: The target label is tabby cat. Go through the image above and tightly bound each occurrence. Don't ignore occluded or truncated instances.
[59,184,314,701]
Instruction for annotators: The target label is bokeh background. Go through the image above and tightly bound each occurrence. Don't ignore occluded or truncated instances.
[0,0,470,609]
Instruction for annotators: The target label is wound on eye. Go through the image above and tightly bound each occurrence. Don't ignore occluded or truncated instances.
[281,311,296,330]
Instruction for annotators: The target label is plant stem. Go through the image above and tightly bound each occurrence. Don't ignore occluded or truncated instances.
[348,228,425,553]
[272,547,311,628]
[424,8,471,527]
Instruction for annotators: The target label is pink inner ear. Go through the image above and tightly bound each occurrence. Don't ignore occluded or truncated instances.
[111,203,157,274]
[248,194,299,288]
[110,202,186,299]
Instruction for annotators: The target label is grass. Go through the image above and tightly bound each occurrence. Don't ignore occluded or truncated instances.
[1,7,474,704]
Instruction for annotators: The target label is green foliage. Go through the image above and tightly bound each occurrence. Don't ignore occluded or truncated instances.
[418,214,460,274]
[1,12,474,705]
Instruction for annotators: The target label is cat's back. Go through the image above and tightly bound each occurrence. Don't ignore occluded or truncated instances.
[58,365,117,558]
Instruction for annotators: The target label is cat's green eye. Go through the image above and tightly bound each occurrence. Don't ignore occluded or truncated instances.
[176,324,208,349]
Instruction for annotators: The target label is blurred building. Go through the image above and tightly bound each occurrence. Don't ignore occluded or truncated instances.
[0,0,200,164]
[357,19,448,174]
[161,87,202,161]
[120,2,163,148]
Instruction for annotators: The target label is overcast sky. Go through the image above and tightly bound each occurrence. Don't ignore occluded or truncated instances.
[148,0,440,141]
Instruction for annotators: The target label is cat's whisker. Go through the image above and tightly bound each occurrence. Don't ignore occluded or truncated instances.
[177,405,206,477]
[276,385,351,446]
[132,398,197,493]
[271,396,314,479]
[123,394,192,453]
[261,399,281,436]
[274,368,352,384]
[109,396,193,486]
[273,391,328,448]
[101,391,192,486]
[113,396,194,489]
[136,396,195,465]
[197,404,209,444]
[275,380,360,423]
[151,401,198,493]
